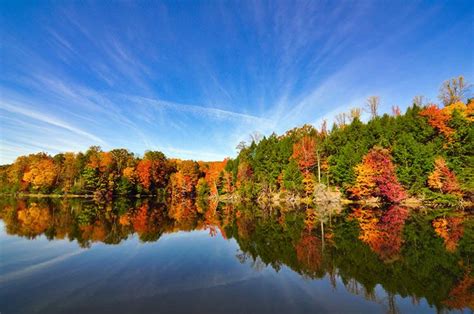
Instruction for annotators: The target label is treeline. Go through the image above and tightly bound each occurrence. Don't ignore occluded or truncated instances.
[223,76,473,206]
[0,76,472,206]
[0,147,226,202]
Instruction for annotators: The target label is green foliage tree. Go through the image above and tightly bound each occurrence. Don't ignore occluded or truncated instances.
[283,160,303,193]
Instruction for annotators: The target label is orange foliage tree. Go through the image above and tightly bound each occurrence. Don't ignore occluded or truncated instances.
[87,149,113,173]
[420,104,454,139]
[420,101,473,140]
[61,152,78,192]
[123,166,136,183]
[136,159,152,190]
[292,136,317,175]
[351,147,406,203]
[170,160,202,197]
[23,157,58,191]
[428,157,461,195]
[200,160,227,196]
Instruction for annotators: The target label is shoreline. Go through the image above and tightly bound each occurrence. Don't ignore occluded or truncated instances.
[3,192,470,209]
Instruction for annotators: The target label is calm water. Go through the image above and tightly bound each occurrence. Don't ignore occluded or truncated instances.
[0,197,472,313]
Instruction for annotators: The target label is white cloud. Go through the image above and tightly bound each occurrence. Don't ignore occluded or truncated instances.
[127,95,271,126]
[0,101,105,144]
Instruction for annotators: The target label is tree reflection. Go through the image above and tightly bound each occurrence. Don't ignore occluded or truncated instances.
[351,205,409,262]
[0,197,472,312]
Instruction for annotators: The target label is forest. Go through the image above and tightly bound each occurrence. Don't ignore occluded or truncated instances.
[1,76,473,208]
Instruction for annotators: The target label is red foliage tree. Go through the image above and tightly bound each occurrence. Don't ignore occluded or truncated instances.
[292,136,317,174]
[351,147,406,203]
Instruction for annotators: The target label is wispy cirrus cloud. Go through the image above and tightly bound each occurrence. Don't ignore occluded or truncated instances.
[0,1,472,163]
[0,101,105,144]
[126,96,271,126]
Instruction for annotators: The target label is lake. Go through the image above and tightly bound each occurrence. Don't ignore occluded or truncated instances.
[0,197,472,313]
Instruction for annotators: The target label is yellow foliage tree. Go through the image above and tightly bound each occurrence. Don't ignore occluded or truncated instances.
[23,158,58,190]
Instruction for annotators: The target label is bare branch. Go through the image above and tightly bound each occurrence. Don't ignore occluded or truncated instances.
[439,76,470,106]
[366,96,380,119]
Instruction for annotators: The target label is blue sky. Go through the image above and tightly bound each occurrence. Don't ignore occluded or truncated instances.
[1,0,473,163]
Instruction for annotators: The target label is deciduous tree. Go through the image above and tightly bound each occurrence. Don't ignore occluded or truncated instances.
[351,147,406,202]
[292,136,317,175]
[428,157,461,195]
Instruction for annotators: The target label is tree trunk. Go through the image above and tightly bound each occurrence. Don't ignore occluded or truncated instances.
[316,150,321,183]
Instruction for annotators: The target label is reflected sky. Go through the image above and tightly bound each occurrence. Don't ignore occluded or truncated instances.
[0,198,472,313]
[0,223,416,314]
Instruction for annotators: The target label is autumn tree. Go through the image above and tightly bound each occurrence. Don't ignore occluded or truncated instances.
[351,147,406,203]
[117,166,136,195]
[23,156,58,192]
[428,157,461,195]
[199,160,227,196]
[123,166,136,182]
[60,152,78,192]
[136,159,152,191]
[420,104,454,139]
[110,149,134,174]
[236,161,253,186]
[170,160,202,197]
[292,136,317,175]
[85,146,103,170]
[7,156,31,191]
[302,174,316,197]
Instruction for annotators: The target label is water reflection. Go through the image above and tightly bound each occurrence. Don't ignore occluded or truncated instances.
[0,197,472,313]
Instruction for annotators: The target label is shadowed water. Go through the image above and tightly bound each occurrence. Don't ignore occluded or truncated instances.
[0,197,472,313]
